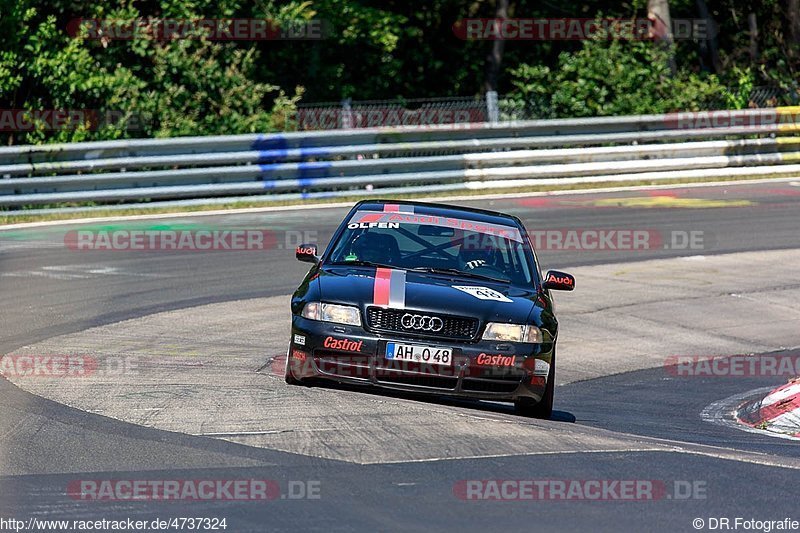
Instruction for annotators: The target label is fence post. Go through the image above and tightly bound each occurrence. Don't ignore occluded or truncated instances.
[486,91,499,124]
[341,98,353,130]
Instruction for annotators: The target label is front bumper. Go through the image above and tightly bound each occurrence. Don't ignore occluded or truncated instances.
[288,316,553,402]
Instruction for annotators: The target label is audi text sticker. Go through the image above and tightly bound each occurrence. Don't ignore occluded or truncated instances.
[452,285,513,303]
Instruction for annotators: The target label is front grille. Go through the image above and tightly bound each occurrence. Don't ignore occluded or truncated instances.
[366,307,479,341]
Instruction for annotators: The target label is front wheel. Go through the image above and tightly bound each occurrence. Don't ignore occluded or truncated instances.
[514,352,555,419]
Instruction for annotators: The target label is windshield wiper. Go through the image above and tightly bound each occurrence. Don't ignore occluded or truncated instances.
[329,260,395,269]
[407,266,508,284]
[330,262,510,284]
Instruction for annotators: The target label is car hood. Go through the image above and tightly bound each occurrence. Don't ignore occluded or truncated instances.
[317,265,539,323]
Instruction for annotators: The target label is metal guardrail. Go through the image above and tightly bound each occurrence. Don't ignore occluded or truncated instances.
[2,108,800,213]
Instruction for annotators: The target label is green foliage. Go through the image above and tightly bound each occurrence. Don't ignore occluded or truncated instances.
[0,0,302,144]
[506,37,730,119]
[1,0,798,145]
[722,67,756,109]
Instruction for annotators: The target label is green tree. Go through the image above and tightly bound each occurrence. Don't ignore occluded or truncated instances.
[0,0,301,145]
[506,36,730,118]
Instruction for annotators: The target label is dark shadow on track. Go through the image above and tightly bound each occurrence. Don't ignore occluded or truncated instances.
[272,371,577,423]
[556,350,800,456]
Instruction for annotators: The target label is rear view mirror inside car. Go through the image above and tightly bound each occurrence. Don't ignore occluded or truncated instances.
[418,225,455,237]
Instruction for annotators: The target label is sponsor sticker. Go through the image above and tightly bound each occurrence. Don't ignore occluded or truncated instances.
[546,273,574,287]
[452,285,513,303]
[323,336,364,353]
[476,353,517,366]
[347,222,400,229]
[533,359,550,376]
[295,246,316,256]
[352,211,523,242]
[293,334,306,346]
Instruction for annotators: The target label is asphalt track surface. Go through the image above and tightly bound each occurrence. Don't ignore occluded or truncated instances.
[1,180,799,532]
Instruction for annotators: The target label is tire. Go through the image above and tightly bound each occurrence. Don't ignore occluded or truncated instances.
[514,350,555,419]
[284,347,303,385]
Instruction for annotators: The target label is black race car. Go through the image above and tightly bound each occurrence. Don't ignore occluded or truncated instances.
[286,200,574,418]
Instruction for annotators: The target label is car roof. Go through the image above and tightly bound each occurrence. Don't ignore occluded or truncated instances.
[353,199,523,227]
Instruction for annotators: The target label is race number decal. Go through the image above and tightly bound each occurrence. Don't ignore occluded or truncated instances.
[452,285,513,303]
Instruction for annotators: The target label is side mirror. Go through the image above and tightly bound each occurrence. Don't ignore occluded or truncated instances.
[295,244,319,264]
[542,270,575,291]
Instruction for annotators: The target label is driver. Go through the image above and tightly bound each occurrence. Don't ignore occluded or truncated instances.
[348,232,400,264]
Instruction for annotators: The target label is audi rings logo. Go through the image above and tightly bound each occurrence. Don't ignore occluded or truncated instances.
[400,314,444,332]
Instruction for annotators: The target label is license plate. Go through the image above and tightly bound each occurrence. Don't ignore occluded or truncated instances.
[385,343,453,366]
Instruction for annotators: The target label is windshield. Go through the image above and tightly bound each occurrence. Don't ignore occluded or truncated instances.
[327,210,534,286]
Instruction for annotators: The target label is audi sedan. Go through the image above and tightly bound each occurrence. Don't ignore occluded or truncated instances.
[285,200,574,418]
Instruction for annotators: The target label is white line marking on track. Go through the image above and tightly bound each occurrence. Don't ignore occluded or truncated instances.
[0,241,63,251]
[0,264,169,280]
[357,445,800,469]
[199,430,292,437]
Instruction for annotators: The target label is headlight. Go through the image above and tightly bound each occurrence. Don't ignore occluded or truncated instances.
[301,302,361,326]
[482,322,542,343]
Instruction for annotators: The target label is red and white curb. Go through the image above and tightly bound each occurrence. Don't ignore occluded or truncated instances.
[735,379,800,439]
